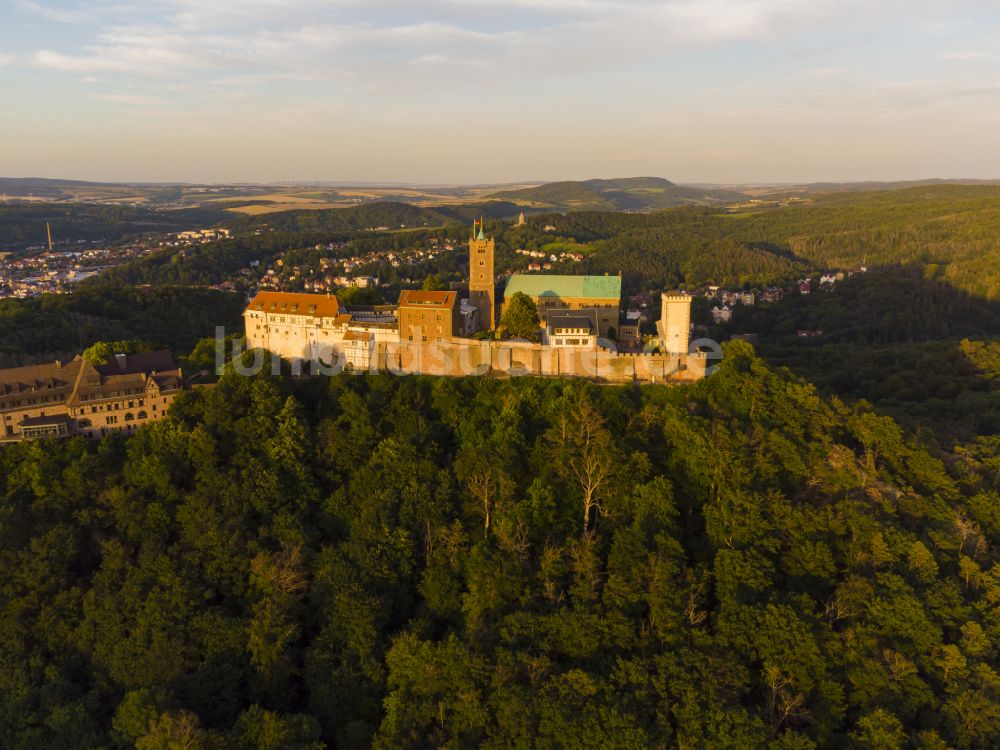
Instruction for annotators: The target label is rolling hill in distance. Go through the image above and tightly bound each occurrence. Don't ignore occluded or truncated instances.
[491,176,748,210]
[4,174,1000,215]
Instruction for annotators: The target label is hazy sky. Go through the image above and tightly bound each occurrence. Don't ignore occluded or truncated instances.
[1,0,999,184]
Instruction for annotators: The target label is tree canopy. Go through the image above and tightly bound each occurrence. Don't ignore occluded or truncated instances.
[81,339,154,365]
[1,344,998,749]
[500,291,541,339]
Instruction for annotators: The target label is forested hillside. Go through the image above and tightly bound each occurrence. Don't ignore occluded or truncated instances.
[712,268,1000,439]
[0,283,244,365]
[511,185,1000,296]
[2,344,998,749]
[492,177,746,210]
[0,204,228,250]
[223,201,523,235]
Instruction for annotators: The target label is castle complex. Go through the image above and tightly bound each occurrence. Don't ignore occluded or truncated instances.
[243,219,704,382]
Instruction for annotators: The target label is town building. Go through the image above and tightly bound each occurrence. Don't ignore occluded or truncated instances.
[0,351,185,443]
[712,305,733,324]
[176,228,232,243]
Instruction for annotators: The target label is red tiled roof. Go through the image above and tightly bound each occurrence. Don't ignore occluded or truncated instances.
[246,291,342,318]
[343,331,374,342]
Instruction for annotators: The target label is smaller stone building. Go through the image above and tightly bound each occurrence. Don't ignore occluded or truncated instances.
[397,290,461,343]
[545,311,598,348]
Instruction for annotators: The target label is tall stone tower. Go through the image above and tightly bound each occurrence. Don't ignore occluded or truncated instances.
[468,218,495,331]
[658,291,692,354]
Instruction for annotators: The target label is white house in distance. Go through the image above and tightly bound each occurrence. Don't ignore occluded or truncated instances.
[712,305,733,324]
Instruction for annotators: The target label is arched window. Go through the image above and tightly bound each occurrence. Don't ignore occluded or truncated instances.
[137,411,148,419]
[124,413,135,422]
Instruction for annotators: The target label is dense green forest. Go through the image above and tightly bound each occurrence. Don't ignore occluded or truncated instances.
[1,344,998,749]
[0,283,244,366]
[223,201,524,235]
[705,268,1000,440]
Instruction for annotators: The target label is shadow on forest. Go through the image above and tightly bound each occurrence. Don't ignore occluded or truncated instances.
[729,266,1000,440]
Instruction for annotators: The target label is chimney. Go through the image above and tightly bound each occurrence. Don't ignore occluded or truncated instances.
[115,353,127,370]
[54,360,62,368]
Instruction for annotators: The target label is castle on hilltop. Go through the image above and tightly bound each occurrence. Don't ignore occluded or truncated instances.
[243,219,702,382]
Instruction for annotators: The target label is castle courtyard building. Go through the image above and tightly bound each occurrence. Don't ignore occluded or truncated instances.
[398,290,461,342]
[244,291,345,362]
[503,274,622,338]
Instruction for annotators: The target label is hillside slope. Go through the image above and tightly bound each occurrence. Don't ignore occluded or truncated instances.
[494,176,746,210]
[1,346,997,748]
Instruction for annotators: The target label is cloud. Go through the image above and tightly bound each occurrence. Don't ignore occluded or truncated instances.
[411,54,451,66]
[34,42,191,74]
[940,50,992,60]
[787,67,848,80]
[0,53,16,66]
[23,0,933,87]
[93,93,166,104]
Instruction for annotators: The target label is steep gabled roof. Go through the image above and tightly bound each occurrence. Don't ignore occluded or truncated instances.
[246,291,342,318]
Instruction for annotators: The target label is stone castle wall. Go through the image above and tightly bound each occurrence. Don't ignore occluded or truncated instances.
[353,337,707,383]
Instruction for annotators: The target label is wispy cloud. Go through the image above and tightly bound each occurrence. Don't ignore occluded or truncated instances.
[93,92,166,105]
[788,67,848,80]
[940,50,993,60]
[7,0,1000,182]
[21,0,938,87]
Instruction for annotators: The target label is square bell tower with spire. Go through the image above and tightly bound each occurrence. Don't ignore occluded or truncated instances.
[468,217,496,331]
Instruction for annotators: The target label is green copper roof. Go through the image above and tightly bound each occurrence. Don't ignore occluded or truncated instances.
[477,229,486,241]
[504,274,622,300]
